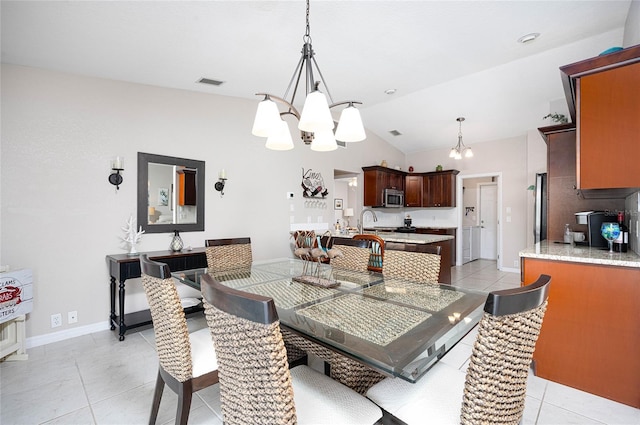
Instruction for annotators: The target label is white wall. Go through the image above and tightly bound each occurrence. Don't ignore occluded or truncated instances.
[0,64,405,342]
[407,135,532,270]
[623,0,640,47]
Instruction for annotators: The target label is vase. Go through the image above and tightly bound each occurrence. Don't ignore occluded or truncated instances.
[128,244,138,256]
[170,230,183,252]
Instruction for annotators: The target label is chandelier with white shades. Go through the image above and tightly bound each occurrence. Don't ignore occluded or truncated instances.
[449,117,474,159]
[251,0,366,151]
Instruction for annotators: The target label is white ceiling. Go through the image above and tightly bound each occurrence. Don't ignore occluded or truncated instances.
[1,1,632,154]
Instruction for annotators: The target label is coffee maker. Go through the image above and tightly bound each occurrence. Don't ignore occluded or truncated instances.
[579,211,617,248]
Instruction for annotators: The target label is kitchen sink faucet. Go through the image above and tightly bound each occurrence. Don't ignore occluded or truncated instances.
[358,209,378,234]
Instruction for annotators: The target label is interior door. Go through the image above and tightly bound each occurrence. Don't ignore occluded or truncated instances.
[479,183,497,260]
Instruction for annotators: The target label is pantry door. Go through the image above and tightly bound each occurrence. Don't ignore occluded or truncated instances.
[479,183,498,260]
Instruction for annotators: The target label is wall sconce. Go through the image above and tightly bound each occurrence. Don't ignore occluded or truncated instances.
[108,156,124,190]
[215,169,227,196]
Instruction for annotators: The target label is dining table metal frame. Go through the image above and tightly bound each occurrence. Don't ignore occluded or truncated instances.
[172,258,485,383]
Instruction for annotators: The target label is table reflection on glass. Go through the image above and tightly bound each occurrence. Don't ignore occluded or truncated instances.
[172,258,485,383]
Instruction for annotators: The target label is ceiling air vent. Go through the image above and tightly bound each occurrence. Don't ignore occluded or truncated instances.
[389,130,402,136]
[198,78,224,86]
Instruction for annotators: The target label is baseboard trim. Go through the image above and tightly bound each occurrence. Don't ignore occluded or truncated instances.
[26,321,111,349]
[500,267,520,273]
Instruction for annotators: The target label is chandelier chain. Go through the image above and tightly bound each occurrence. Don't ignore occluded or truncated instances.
[304,0,311,43]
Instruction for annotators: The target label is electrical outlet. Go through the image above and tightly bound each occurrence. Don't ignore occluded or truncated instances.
[68,311,78,324]
[514,260,519,267]
[51,313,62,328]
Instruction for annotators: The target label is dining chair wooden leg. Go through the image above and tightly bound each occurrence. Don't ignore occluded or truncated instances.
[176,382,193,425]
[149,371,164,425]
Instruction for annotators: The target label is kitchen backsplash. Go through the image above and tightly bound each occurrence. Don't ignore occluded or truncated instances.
[360,208,457,229]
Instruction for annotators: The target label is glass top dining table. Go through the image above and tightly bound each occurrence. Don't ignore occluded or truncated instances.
[172,258,486,383]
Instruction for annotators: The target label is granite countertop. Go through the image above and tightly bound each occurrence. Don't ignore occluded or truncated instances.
[520,240,640,268]
[330,231,453,244]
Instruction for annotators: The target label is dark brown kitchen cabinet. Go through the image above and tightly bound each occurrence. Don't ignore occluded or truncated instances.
[362,166,405,207]
[539,124,625,241]
[542,125,579,241]
[416,228,456,266]
[422,170,458,207]
[560,44,640,194]
[404,175,423,207]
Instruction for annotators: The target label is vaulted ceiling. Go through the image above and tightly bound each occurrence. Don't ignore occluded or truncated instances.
[1,1,632,153]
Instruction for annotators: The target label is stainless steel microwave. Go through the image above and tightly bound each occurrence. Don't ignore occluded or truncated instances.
[383,188,404,207]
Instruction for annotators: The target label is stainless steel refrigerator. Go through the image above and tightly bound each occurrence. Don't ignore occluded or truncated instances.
[534,173,547,243]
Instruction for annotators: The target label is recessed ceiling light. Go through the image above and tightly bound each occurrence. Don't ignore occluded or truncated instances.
[384,89,397,95]
[517,33,540,44]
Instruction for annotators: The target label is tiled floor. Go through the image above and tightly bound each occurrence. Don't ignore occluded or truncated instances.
[1,259,638,424]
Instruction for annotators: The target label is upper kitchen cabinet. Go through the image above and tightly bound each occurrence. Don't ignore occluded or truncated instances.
[362,166,405,207]
[404,175,423,207]
[560,45,640,194]
[422,170,459,207]
[539,124,624,241]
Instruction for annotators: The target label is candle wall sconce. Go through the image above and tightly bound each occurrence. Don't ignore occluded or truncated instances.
[108,156,124,190]
[215,169,227,196]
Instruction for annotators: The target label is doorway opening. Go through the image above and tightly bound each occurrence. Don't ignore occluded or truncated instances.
[333,169,360,230]
[457,173,502,270]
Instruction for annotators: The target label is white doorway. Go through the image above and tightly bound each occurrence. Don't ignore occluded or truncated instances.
[479,183,498,260]
[457,173,502,270]
[333,170,360,229]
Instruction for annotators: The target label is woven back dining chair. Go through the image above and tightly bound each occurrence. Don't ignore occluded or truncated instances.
[353,234,385,273]
[367,274,552,425]
[139,255,219,425]
[329,237,372,273]
[199,273,383,425]
[204,237,252,272]
[292,230,316,249]
[383,243,442,284]
[289,236,387,394]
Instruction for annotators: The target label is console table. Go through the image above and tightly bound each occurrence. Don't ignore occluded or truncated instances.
[106,248,208,340]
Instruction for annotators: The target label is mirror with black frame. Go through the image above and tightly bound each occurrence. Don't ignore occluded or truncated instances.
[137,152,205,233]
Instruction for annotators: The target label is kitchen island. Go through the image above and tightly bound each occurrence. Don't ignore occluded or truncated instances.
[520,241,640,408]
[331,231,453,284]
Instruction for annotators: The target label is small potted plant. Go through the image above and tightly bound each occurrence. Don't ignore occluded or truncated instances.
[435,164,443,172]
[543,113,568,124]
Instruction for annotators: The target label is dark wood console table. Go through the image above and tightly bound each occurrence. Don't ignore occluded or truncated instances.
[106,248,208,340]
